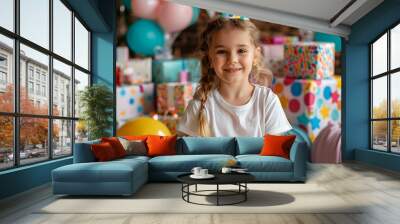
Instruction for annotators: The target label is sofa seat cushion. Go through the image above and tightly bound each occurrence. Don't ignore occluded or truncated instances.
[236,155,293,172]
[52,159,147,183]
[149,154,235,172]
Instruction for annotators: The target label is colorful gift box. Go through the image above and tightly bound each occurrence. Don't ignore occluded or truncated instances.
[272,76,341,141]
[123,58,152,84]
[272,36,299,45]
[283,42,335,79]
[262,44,285,77]
[156,82,198,115]
[116,46,129,64]
[117,83,155,127]
[152,58,201,83]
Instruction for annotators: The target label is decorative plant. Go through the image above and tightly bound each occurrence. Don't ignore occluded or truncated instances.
[79,84,114,140]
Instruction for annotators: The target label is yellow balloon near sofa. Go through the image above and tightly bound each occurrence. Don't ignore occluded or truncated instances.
[117,116,172,136]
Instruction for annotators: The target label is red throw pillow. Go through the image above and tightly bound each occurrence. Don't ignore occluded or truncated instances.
[91,142,117,161]
[101,137,126,158]
[146,135,177,157]
[260,134,296,159]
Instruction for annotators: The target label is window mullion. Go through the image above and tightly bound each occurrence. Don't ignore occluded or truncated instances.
[388,30,391,153]
[71,11,76,155]
[13,0,20,167]
[49,0,53,160]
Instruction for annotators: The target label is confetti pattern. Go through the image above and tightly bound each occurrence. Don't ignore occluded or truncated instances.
[283,42,335,79]
[117,84,155,128]
[273,76,341,141]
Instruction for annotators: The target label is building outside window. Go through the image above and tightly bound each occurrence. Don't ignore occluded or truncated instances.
[0,54,7,88]
[28,66,34,80]
[42,85,46,97]
[28,81,34,94]
[370,22,400,154]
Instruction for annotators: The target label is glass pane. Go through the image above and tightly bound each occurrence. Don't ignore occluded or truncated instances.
[372,33,387,76]
[391,24,400,70]
[53,0,72,60]
[0,0,14,31]
[74,69,89,118]
[372,121,387,151]
[53,119,72,158]
[0,116,14,170]
[74,17,89,70]
[391,72,400,118]
[53,59,72,117]
[20,0,49,49]
[20,117,49,165]
[20,44,49,115]
[0,34,14,113]
[75,120,88,143]
[391,120,400,153]
[372,77,387,119]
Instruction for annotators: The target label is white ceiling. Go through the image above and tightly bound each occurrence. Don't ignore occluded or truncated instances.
[170,0,384,38]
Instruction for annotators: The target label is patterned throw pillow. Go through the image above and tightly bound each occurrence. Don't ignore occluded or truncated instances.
[118,137,147,156]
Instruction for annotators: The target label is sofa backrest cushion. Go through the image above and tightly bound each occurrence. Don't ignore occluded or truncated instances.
[177,137,236,155]
[73,139,100,163]
[235,137,264,155]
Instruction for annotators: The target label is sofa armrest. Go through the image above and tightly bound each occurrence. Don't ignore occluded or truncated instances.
[73,142,98,163]
[289,142,307,181]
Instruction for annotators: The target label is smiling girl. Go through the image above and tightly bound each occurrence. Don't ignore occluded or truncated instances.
[177,17,291,137]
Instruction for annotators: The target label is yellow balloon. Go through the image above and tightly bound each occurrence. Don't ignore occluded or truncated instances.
[117,116,172,136]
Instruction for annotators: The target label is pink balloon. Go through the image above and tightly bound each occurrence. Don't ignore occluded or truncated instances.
[132,0,159,19]
[156,1,193,33]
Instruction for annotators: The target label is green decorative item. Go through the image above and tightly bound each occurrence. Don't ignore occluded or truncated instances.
[79,84,114,140]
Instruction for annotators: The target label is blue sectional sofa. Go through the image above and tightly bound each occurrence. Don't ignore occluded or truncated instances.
[52,137,308,196]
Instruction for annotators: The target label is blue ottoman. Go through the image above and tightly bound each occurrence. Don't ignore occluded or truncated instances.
[52,157,148,196]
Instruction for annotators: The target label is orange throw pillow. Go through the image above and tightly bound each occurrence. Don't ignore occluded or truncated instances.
[260,134,296,159]
[101,137,126,158]
[91,142,117,161]
[146,135,177,157]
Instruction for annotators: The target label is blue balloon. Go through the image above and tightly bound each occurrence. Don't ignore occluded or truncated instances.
[190,7,201,25]
[126,19,165,56]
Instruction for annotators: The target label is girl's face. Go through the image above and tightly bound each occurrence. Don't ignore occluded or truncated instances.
[208,27,260,85]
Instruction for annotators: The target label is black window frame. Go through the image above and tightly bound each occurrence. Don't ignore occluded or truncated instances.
[0,0,92,171]
[370,20,400,154]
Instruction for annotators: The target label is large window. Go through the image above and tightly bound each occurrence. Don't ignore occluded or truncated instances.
[0,0,91,171]
[371,22,400,154]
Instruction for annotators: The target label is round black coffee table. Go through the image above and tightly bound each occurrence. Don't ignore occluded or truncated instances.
[177,173,255,206]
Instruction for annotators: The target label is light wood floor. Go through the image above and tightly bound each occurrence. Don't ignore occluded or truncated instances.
[1,162,400,224]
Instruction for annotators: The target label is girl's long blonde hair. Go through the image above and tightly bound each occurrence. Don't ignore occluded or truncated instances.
[194,18,263,136]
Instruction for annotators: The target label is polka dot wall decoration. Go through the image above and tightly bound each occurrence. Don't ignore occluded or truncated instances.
[117,84,155,128]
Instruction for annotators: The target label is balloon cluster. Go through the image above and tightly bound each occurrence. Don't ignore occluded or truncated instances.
[124,0,200,56]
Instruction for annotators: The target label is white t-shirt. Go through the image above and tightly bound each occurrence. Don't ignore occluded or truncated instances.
[177,84,292,137]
